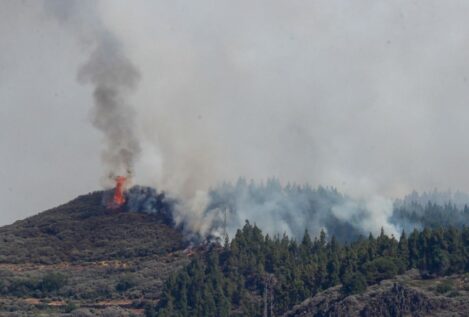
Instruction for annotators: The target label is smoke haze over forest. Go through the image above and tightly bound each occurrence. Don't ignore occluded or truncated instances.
[2,1,469,228]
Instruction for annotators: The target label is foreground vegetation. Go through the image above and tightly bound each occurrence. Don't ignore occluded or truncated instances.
[0,192,188,316]
[155,223,469,316]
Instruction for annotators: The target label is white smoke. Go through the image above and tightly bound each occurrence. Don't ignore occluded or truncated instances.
[175,180,399,241]
[332,196,398,238]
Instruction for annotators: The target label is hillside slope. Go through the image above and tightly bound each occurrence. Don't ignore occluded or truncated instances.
[0,191,185,264]
[0,191,190,316]
[3,192,469,316]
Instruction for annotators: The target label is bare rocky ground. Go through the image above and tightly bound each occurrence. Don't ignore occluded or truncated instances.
[283,269,469,317]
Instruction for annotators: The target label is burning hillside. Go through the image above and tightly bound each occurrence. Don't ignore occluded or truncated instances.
[102,181,176,227]
[0,191,185,264]
[107,176,128,209]
[98,177,469,247]
[0,191,190,316]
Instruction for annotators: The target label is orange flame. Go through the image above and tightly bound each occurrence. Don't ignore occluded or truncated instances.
[112,176,127,207]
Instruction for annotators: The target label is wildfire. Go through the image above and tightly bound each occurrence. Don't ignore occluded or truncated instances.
[111,176,127,208]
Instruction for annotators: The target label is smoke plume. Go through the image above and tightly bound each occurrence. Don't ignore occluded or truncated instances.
[24,1,469,241]
[46,0,140,183]
[78,36,141,180]
[176,179,399,241]
[124,183,469,244]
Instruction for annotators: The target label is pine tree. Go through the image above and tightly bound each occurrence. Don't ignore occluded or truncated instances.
[398,231,409,270]
[155,223,469,316]
[408,229,419,268]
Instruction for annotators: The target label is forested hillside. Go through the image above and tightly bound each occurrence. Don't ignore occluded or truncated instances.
[391,201,469,233]
[154,223,469,316]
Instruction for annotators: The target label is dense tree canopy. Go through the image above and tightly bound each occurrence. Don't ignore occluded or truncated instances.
[154,223,469,317]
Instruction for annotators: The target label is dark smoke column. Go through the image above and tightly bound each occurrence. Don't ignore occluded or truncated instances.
[78,34,141,181]
[45,0,141,182]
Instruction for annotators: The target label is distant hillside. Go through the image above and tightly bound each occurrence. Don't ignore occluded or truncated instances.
[396,189,469,209]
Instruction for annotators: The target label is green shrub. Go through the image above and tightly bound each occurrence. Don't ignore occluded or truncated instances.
[362,257,398,284]
[341,272,367,295]
[436,280,454,294]
[448,290,461,297]
[116,275,136,292]
[39,272,67,293]
[144,303,156,317]
[8,277,39,296]
[64,301,78,313]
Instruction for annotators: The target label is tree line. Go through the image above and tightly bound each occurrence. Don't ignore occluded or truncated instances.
[151,222,469,317]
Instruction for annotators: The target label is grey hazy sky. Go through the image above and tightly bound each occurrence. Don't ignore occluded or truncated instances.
[2,0,469,225]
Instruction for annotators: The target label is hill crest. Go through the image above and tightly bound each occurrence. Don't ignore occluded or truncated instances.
[0,191,186,264]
